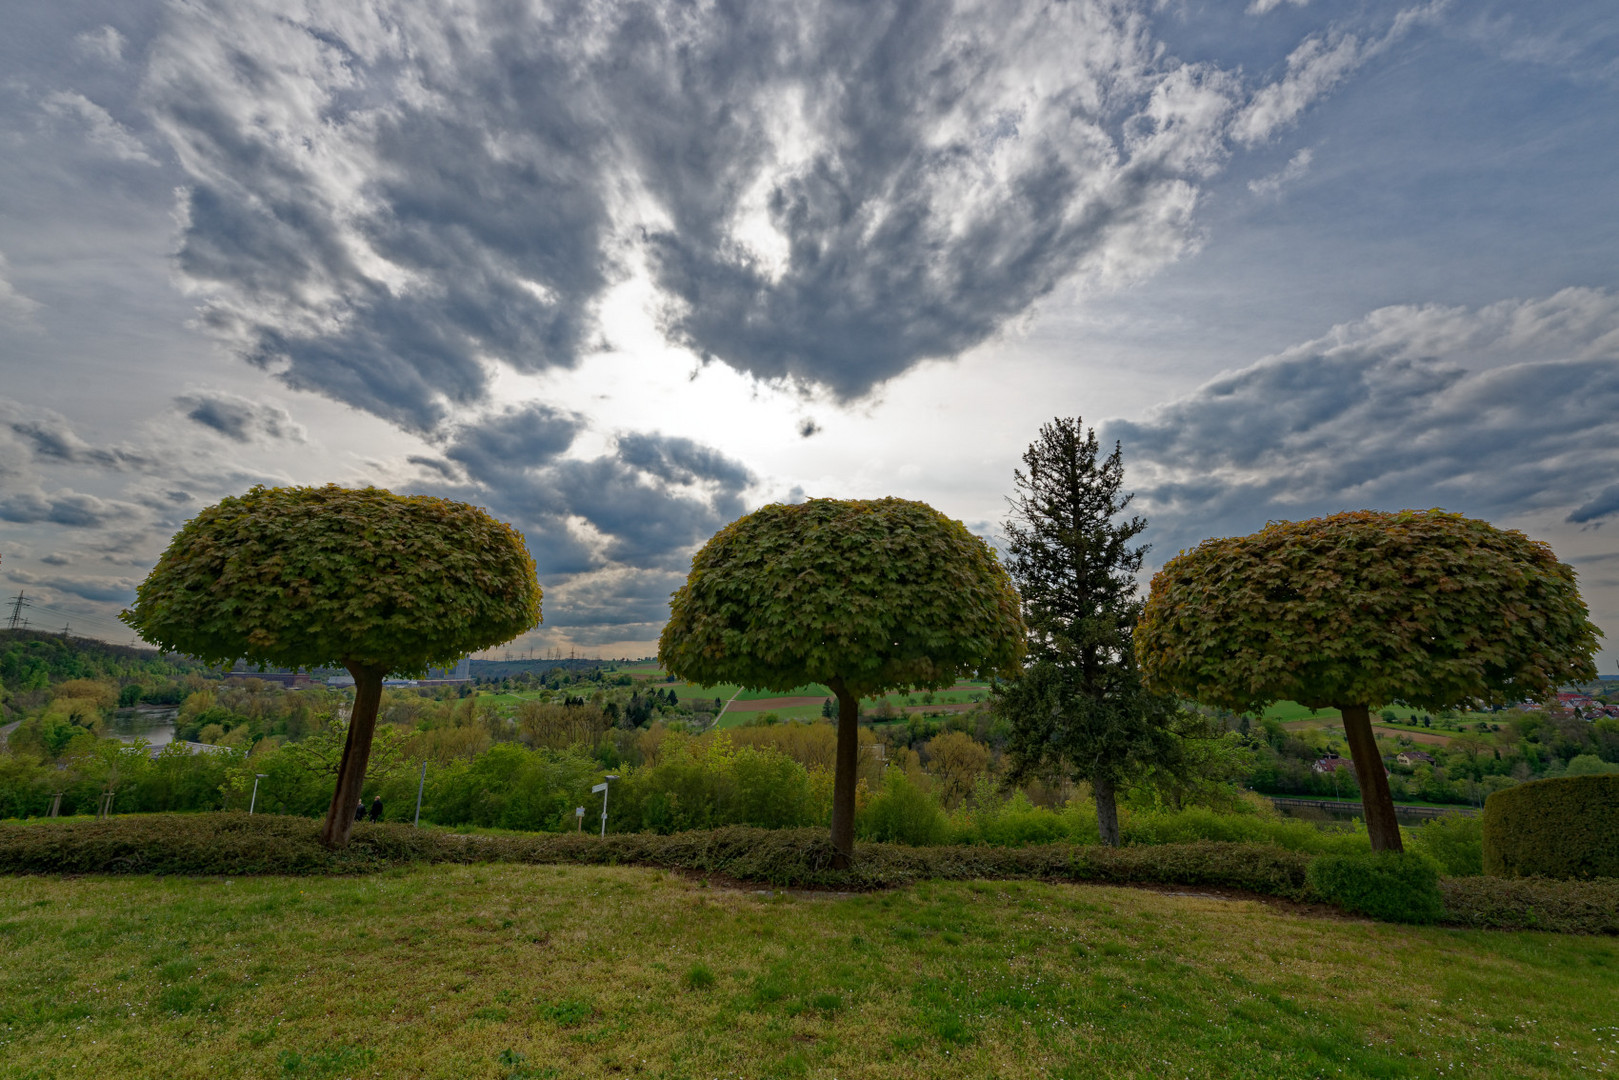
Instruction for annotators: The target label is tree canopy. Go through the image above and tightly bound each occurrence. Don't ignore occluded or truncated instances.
[659,497,1024,697]
[659,497,1024,863]
[1136,509,1600,714]
[122,484,541,846]
[122,484,541,675]
[1136,508,1600,852]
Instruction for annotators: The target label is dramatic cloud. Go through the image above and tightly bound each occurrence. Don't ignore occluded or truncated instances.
[1109,289,1619,555]
[427,412,755,579]
[176,391,307,443]
[139,0,1387,428]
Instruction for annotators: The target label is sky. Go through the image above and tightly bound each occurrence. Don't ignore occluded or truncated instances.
[0,0,1616,669]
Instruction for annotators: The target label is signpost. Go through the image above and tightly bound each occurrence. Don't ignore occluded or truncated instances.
[575,806,585,831]
[591,775,619,838]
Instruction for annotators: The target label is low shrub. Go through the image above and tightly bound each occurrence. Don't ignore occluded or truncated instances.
[1439,875,1619,935]
[1410,813,1484,877]
[1483,775,1619,880]
[1305,850,1444,924]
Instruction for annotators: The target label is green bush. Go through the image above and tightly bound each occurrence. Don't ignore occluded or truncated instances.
[1410,813,1484,877]
[1124,806,1373,856]
[858,769,949,846]
[1483,774,1619,880]
[1306,850,1444,924]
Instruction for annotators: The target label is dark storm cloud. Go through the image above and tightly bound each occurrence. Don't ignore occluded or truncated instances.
[146,0,617,432]
[3,408,142,469]
[5,570,136,603]
[176,390,305,443]
[135,0,1379,422]
[442,403,583,482]
[1107,291,1619,556]
[430,420,754,577]
[0,490,124,528]
[1570,485,1619,526]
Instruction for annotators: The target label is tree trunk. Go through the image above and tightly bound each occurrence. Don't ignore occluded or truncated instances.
[1339,703,1403,852]
[828,676,860,869]
[320,662,386,848]
[1092,772,1120,847]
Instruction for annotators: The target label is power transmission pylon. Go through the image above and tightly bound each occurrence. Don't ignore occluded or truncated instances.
[5,592,26,630]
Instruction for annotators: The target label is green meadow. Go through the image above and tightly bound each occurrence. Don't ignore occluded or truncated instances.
[1,865,1614,1079]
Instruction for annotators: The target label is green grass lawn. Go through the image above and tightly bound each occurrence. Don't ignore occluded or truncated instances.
[1,866,1614,1079]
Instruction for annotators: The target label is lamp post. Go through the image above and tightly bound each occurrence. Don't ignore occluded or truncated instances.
[591,775,619,838]
[413,760,428,828]
[249,773,268,814]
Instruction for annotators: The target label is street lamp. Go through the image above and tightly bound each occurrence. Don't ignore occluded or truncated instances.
[413,760,428,828]
[591,774,619,838]
[249,774,268,814]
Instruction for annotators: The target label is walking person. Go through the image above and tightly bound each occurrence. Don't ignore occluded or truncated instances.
[370,794,383,822]
[355,799,365,822]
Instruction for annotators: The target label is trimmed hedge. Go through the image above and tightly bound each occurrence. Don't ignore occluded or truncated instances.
[0,813,1313,897]
[1483,774,1619,880]
[1440,875,1619,935]
[5,814,1615,932]
[1306,850,1444,924]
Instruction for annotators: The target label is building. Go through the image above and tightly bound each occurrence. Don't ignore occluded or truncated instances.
[1396,750,1436,767]
[1311,755,1356,774]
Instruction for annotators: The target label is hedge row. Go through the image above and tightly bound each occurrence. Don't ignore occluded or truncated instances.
[3,814,1615,933]
[0,813,1314,895]
[1439,875,1619,935]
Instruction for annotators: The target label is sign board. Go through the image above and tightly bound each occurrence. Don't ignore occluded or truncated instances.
[575,806,584,817]
[591,783,608,794]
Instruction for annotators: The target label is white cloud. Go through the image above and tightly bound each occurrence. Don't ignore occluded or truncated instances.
[1248,147,1315,198]
[0,253,41,330]
[1232,3,1445,146]
[1248,0,1311,13]
[40,91,155,164]
[72,25,126,64]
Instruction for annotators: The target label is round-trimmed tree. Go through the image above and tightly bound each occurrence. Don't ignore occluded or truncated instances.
[122,485,541,847]
[658,497,1025,865]
[1136,509,1600,851]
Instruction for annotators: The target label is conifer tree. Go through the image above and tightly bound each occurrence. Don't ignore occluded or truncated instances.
[995,418,1180,845]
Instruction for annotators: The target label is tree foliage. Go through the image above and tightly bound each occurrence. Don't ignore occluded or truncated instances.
[121,484,542,846]
[659,497,1024,863]
[659,498,1024,697]
[994,418,1181,845]
[121,484,541,676]
[1136,509,1600,713]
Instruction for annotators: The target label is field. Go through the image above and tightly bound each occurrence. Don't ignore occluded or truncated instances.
[2,865,1615,1079]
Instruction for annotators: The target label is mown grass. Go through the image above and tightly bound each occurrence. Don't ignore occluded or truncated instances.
[1,865,1615,1079]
